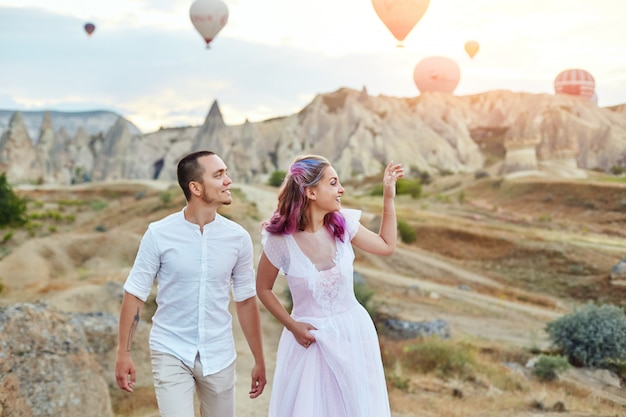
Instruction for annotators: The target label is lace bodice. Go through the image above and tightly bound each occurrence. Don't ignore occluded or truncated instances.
[262,209,362,317]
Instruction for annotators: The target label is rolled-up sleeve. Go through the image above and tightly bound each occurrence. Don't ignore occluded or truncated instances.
[124,229,159,301]
[231,232,256,302]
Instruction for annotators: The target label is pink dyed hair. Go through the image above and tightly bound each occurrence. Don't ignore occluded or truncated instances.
[265,155,346,241]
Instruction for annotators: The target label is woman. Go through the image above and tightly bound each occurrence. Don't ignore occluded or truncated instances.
[256,155,404,417]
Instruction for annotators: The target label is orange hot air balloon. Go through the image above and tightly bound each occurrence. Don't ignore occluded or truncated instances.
[190,0,229,48]
[413,56,460,94]
[464,40,479,59]
[554,68,595,101]
[371,0,430,47]
[84,23,96,37]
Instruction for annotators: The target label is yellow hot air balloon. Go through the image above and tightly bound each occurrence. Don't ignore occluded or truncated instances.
[464,40,479,59]
[371,0,430,47]
[189,0,229,48]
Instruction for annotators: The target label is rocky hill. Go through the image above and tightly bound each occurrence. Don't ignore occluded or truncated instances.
[1,89,625,186]
[0,109,141,141]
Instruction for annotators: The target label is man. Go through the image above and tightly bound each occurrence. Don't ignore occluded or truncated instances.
[115,150,266,417]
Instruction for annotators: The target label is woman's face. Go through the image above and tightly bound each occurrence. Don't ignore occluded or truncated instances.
[308,166,344,213]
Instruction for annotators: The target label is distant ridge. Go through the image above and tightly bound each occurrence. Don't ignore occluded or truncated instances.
[0,89,625,186]
[0,109,141,140]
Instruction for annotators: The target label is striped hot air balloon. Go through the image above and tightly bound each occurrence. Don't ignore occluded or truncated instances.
[554,69,595,101]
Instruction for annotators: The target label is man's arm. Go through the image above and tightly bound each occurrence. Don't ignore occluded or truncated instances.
[235,296,267,399]
[115,291,144,392]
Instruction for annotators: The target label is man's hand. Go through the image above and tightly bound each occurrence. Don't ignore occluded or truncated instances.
[248,362,267,399]
[115,352,136,393]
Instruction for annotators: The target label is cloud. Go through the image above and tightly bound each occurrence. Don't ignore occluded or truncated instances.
[1,1,625,133]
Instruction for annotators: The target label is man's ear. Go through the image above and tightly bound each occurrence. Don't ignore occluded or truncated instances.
[190,181,202,197]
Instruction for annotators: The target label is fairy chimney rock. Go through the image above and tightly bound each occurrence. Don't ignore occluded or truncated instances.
[0,111,41,183]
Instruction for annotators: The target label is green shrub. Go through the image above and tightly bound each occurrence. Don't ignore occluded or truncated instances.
[387,374,409,391]
[401,338,475,379]
[89,199,108,211]
[354,280,377,318]
[398,220,416,244]
[610,165,625,176]
[369,185,384,196]
[546,303,626,368]
[370,178,422,199]
[396,178,421,199]
[2,231,13,243]
[268,170,286,187]
[0,173,27,227]
[159,191,173,206]
[532,355,571,381]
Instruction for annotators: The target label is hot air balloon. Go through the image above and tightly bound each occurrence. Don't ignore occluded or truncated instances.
[371,0,430,47]
[464,40,479,59]
[189,0,229,48]
[413,56,460,94]
[84,22,95,37]
[554,69,595,101]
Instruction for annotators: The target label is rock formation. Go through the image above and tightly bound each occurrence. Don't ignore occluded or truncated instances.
[0,112,41,184]
[0,89,625,185]
[0,303,114,417]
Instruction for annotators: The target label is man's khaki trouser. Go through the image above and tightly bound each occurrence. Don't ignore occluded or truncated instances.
[151,350,236,417]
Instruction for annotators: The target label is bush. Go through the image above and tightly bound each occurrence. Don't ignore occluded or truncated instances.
[396,178,422,199]
[369,178,422,199]
[398,220,416,244]
[532,355,571,381]
[546,303,626,368]
[369,185,384,196]
[354,280,377,319]
[159,191,173,206]
[0,173,27,227]
[268,170,286,187]
[401,338,475,379]
[2,231,13,243]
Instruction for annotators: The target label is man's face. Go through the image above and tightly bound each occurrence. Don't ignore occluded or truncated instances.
[195,154,233,206]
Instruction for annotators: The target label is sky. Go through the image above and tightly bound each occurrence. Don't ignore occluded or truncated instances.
[1,0,625,133]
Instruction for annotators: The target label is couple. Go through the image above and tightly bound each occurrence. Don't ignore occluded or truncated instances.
[115,150,404,417]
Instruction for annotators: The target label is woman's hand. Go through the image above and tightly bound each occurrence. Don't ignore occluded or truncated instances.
[289,321,317,348]
[383,161,404,197]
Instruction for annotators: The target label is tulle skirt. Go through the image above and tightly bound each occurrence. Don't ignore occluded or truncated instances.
[267,305,391,417]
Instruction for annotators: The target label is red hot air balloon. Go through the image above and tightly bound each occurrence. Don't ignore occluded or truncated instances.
[84,23,96,37]
[464,40,479,59]
[190,0,229,48]
[413,56,460,94]
[554,69,595,100]
[371,0,430,47]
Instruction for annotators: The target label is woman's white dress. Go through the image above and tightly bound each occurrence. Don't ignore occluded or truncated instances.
[261,209,391,417]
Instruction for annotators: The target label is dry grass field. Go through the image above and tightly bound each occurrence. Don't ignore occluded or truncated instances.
[1,171,626,417]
